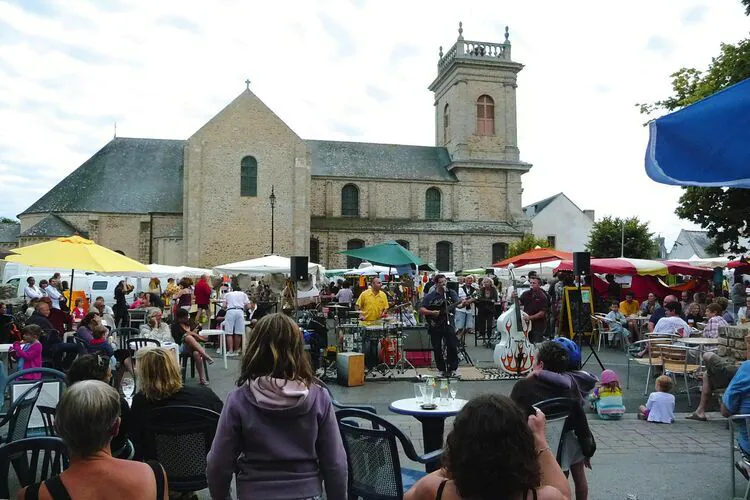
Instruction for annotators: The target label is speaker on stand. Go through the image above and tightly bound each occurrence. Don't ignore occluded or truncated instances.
[572,252,604,370]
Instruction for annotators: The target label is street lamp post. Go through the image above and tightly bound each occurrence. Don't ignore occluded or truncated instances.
[269,185,277,254]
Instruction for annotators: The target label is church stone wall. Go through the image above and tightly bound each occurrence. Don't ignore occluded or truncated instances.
[310,178,457,221]
[183,91,310,267]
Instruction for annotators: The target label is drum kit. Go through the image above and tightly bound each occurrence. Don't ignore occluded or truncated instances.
[334,307,417,379]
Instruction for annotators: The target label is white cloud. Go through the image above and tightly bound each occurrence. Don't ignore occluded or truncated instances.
[0,0,748,251]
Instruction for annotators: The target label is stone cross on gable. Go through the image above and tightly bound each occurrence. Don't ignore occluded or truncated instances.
[245,79,251,90]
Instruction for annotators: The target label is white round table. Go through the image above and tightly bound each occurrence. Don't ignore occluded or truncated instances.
[389,397,467,472]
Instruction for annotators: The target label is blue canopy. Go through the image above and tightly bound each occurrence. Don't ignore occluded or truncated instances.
[645,77,750,188]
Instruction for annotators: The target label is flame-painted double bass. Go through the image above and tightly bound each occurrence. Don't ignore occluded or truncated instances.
[493,267,536,375]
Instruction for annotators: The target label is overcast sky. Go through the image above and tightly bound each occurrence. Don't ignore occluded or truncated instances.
[1,0,748,249]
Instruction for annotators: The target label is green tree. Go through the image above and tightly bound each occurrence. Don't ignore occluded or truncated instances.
[639,36,750,254]
[744,0,750,15]
[0,217,18,224]
[508,234,551,257]
[586,216,656,259]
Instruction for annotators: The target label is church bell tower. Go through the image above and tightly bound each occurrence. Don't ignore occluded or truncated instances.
[429,23,527,166]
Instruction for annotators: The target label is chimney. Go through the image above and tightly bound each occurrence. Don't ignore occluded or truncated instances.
[583,210,595,221]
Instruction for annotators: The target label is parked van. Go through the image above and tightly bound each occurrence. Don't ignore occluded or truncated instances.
[3,274,148,308]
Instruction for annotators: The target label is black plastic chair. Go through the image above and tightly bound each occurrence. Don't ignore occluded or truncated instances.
[0,382,44,444]
[0,436,70,499]
[180,353,210,382]
[127,337,161,351]
[316,379,377,413]
[140,405,220,493]
[532,397,575,466]
[36,406,56,437]
[335,408,443,500]
[1,368,66,413]
[111,327,140,344]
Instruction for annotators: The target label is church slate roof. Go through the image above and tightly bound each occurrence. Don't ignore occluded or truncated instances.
[306,140,456,182]
[19,214,89,238]
[0,221,20,243]
[21,138,185,215]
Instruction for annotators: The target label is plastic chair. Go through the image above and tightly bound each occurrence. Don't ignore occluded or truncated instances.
[335,408,443,500]
[0,368,66,415]
[316,379,377,413]
[36,406,56,437]
[111,327,140,345]
[127,337,161,351]
[139,405,220,493]
[532,397,575,466]
[0,381,44,444]
[0,436,70,499]
[180,353,210,382]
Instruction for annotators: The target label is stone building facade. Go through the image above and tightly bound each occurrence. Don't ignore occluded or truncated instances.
[17,25,532,271]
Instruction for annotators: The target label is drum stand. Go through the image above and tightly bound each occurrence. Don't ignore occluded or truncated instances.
[390,326,418,377]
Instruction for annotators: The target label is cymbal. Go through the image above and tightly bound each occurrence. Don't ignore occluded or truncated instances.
[328,304,350,309]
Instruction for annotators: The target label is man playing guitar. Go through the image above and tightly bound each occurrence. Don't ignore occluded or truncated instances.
[419,274,462,377]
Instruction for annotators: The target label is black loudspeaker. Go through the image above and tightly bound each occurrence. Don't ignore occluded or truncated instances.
[290,256,308,281]
[573,252,591,276]
[446,281,459,293]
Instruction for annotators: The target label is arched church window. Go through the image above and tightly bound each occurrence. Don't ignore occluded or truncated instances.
[396,239,410,250]
[341,184,360,217]
[476,95,495,136]
[425,188,441,220]
[443,103,450,144]
[436,241,453,271]
[492,242,508,264]
[310,238,320,264]
[240,156,258,197]
[346,239,365,268]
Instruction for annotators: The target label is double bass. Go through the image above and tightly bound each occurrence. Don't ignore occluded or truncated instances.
[494,266,536,375]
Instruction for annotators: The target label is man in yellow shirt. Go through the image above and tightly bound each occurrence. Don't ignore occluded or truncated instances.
[356,277,390,324]
[619,291,641,340]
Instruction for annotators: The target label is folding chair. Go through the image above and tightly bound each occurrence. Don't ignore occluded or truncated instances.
[626,336,673,395]
[656,343,700,407]
[729,414,750,499]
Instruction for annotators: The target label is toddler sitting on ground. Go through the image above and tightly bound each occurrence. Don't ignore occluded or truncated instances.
[639,375,675,423]
[589,369,626,420]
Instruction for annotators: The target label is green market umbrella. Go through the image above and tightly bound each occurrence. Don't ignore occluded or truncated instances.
[339,240,424,268]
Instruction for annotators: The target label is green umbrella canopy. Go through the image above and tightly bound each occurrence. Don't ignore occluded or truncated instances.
[338,240,424,267]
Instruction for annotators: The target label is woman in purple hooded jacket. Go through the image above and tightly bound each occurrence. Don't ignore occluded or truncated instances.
[207,313,348,500]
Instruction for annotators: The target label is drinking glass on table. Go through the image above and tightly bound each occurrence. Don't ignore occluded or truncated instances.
[414,383,424,404]
[450,382,458,405]
[422,381,435,405]
[439,379,450,406]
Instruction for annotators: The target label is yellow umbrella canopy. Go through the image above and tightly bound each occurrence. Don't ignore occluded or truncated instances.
[6,235,149,273]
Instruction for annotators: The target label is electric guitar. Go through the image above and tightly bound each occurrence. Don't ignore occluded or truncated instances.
[424,297,462,328]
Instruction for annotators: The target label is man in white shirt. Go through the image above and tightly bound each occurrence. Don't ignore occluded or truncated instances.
[44,277,65,310]
[653,302,691,337]
[221,289,250,356]
[23,277,44,303]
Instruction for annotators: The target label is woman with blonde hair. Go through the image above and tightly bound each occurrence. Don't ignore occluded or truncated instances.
[130,347,222,460]
[207,313,347,500]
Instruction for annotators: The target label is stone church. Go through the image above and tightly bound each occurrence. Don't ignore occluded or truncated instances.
[17,26,532,271]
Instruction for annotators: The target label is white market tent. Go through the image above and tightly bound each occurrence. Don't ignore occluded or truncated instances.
[213,255,326,280]
[667,255,730,269]
[99,263,213,278]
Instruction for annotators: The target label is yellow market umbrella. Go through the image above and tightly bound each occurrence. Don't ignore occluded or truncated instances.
[6,236,150,306]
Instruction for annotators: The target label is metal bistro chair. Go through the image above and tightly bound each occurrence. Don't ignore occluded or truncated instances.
[128,309,148,331]
[729,414,750,499]
[140,405,220,493]
[626,335,674,395]
[532,397,575,467]
[656,343,700,407]
[0,436,70,499]
[335,408,443,500]
[0,382,44,445]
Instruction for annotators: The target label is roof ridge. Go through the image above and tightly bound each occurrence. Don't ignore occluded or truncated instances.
[306,138,441,149]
